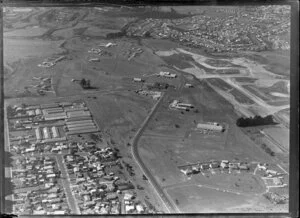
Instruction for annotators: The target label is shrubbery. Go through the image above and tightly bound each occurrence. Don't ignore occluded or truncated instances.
[236,115,275,127]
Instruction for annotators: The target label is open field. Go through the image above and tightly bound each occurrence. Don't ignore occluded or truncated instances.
[4,38,65,65]
[245,51,290,77]
[166,185,257,213]
[243,83,290,103]
[263,126,289,151]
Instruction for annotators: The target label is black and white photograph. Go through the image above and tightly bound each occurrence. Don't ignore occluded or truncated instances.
[0,1,298,216]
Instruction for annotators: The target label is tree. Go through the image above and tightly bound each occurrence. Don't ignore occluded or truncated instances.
[145,31,151,37]
[86,79,91,88]
[80,78,86,87]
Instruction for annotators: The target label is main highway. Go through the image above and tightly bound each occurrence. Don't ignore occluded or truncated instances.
[130,91,180,213]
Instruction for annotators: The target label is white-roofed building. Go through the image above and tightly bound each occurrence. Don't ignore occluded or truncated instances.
[197,123,224,132]
[136,204,144,213]
[125,205,135,213]
[43,127,50,139]
[51,126,59,138]
[35,128,42,141]
[35,108,42,115]
[124,192,134,201]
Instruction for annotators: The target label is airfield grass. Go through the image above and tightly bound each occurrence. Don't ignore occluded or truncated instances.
[245,51,290,77]
[234,77,258,83]
[263,126,289,150]
[166,185,256,213]
[137,78,281,212]
[207,78,255,104]
[243,83,289,104]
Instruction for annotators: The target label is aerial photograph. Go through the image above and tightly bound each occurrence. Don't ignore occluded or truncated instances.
[2,5,290,215]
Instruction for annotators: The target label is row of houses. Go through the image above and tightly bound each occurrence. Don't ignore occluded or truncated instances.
[180,160,249,176]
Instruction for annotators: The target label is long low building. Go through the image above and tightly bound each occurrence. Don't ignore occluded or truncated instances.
[67,124,96,130]
[68,124,97,131]
[67,111,91,118]
[66,122,94,127]
[59,102,73,107]
[43,127,50,139]
[51,126,59,138]
[67,128,98,135]
[44,112,67,121]
[67,125,97,131]
[66,119,93,125]
[35,128,42,141]
[197,123,224,132]
[43,108,64,114]
[64,107,88,112]
[40,103,60,109]
[66,115,92,122]
[67,120,95,126]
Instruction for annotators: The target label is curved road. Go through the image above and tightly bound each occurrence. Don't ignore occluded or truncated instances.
[130,92,180,213]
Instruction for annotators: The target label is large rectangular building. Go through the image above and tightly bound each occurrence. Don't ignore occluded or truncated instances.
[35,128,42,141]
[67,111,91,118]
[43,127,50,139]
[66,116,92,122]
[67,121,95,127]
[64,107,88,112]
[67,125,97,131]
[40,103,60,109]
[43,107,64,114]
[66,120,93,125]
[197,123,224,132]
[51,126,59,138]
[67,128,98,135]
[44,112,67,121]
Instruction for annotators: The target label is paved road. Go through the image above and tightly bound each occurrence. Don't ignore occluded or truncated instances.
[55,155,81,214]
[131,92,180,213]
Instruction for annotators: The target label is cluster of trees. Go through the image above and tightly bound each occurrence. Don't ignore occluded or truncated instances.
[106,31,126,39]
[148,82,173,90]
[261,143,275,156]
[80,78,91,89]
[236,115,275,127]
